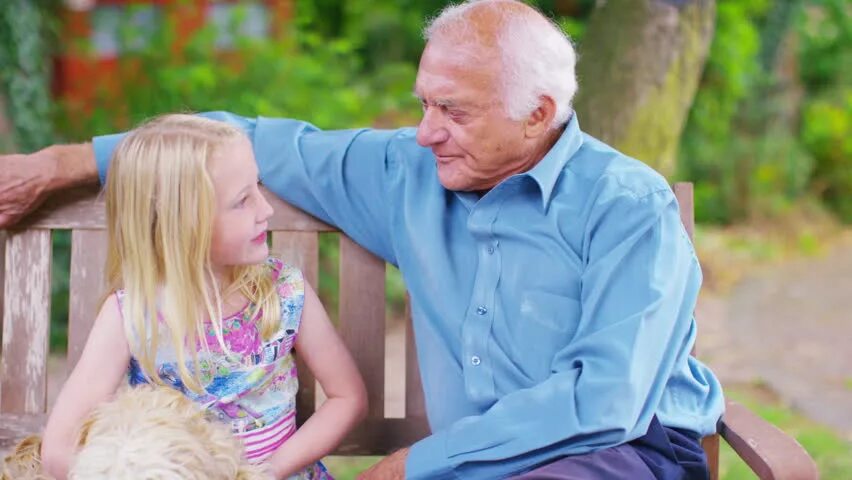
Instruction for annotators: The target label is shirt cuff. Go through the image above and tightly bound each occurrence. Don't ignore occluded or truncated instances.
[92,133,126,185]
[406,432,456,480]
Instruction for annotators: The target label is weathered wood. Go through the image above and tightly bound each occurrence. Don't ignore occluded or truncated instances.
[674,182,695,241]
[703,434,720,480]
[1,229,51,414]
[0,413,46,457]
[271,232,320,287]
[339,236,386,419]
[271,231,320,426]
[404,296,428,421]
[720,400,818,480]
[67,229,108,371]
[16,187,334,232]
[0,231,5,359]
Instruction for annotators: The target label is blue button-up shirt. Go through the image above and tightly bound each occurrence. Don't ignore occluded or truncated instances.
[94,112,724,479]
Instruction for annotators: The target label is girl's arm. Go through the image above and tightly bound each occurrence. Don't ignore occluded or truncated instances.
[266,281,368,478]
[41,294,131,479]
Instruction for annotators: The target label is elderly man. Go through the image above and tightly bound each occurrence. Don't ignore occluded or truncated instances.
[0,1,723,478]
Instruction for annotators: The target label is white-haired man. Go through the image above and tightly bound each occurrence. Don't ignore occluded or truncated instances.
[0,1,723,478]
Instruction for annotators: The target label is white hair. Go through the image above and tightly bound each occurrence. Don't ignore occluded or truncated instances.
[424,0,578,128]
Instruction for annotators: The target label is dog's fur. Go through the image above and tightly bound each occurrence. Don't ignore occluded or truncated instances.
[1,385,272,480]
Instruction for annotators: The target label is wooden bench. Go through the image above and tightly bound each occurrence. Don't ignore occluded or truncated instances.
[1,183,818,479]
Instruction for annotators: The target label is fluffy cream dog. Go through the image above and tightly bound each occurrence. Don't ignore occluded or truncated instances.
[1,385,271,480]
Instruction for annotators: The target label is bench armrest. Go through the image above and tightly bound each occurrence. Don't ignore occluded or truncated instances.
[720,400,818,479]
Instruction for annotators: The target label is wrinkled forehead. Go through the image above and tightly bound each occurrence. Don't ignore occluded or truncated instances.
[415,40,502,105]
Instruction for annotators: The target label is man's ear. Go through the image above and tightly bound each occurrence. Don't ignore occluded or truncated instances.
[524,95,557,138]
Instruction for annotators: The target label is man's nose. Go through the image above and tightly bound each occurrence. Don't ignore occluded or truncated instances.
[416,108,450,147]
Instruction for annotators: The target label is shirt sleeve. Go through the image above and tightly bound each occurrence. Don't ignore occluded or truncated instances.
[93,111,402,264]
[405,187,704,479]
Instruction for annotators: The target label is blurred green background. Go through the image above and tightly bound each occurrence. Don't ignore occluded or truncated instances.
[1,0,850,478]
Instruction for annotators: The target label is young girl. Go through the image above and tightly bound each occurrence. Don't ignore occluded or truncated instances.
[41,114,368,479]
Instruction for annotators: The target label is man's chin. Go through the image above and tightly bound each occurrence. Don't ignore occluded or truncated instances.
[436,170,468,192]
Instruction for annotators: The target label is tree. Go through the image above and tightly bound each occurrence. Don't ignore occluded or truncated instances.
[573,0,716,176]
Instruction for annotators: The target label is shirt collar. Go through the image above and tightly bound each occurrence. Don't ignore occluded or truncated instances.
[522,113,583,211]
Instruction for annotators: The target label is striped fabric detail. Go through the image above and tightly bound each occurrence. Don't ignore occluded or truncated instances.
[239,410,297,461]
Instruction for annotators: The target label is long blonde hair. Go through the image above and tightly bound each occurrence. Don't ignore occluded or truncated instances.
[104,114,280,393]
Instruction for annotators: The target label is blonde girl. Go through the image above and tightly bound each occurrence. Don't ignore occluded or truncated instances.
[41,114,367,479]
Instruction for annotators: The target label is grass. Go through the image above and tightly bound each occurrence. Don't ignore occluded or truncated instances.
[322,456,382,479]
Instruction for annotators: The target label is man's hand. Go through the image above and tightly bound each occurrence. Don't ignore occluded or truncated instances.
[357,447,409,480]
[0,144,98,228]
[0,152,55,228]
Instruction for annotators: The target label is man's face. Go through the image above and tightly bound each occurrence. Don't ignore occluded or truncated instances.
[414,41,529,192]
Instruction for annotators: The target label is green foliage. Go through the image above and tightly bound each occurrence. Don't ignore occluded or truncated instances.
[0,0,57,152]
[678,0,794,223]
[59,4,421,139]
[801,89,852,221]
[50,232,71,351]
[678,0,852,224]
[797,0,852,94]
[797,0,852,222]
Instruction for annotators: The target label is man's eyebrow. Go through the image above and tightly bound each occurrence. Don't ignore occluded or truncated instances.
[412,93,461,109]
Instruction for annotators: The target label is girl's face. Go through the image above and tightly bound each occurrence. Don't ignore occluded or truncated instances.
[208,136,273,274]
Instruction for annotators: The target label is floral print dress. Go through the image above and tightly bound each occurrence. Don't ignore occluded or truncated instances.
[120,257,332,479]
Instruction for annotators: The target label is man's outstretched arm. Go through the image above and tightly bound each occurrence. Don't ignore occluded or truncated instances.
[0,144,98,227]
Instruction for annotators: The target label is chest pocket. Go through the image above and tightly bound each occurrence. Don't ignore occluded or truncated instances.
[513,290,581,379]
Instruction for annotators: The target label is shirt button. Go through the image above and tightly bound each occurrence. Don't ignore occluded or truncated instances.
[471,355,481,366]
[476,306,487,315]
[486,246,495,254]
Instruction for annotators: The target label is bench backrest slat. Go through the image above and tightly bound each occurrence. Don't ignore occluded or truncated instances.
[271,231,320,427]
[404,298,427,419]
[1,229,52,414]
[67,229,108,369]
[339,236,387,420]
